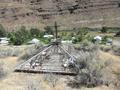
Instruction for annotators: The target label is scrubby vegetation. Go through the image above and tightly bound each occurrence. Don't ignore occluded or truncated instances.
[0,61,7,80]
[0,45,38,57]
[0,47,20,57]
[0,25,119,90]
[67,45,115,88]
[115,31,120,37]
[43,73,59,89]
[72,28,89,43]
[19,44,43,61]
[25,76,44,90]
[112,45,120,56]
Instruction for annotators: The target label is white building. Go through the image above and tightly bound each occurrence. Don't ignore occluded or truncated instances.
[106,38,113,45]
[94,36,102,44]
[0,37,10,45]
[94,36,102,41]
[28,38,40,45]
[61,40,72,44]
[43,35,53,38]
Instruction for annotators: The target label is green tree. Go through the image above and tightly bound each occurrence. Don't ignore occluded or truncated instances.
[7,26,30,45]
[44,26,54,35]
[102,36,109,44]
[76,28,89,42]
[101,27,108,33]
[7,26,45,45]
[30,28,41,37]
[19,26,30,40]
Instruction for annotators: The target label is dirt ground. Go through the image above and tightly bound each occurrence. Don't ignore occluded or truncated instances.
[0,57,71,90]
[0,51,120,90]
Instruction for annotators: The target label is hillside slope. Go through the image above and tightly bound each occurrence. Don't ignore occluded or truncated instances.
[0,0,120,30]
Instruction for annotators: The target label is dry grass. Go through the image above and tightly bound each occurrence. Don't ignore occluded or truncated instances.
[99,51,120,74]
[0,45,36,57]
[0,49,119,90]
[0,57,69,90]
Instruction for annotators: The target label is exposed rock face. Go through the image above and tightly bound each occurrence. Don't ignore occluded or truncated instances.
[0,0,120,30]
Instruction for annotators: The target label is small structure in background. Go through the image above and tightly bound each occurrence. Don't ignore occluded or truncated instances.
[61,40,72,44]
[106,38,113,45]
[94,36,102,43]
[72,37,76,40]
[43,35,53,38]
[0,37,10,45]
[28,38,40,45]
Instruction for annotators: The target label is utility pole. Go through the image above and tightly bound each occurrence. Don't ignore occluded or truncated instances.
[54,21,58,39]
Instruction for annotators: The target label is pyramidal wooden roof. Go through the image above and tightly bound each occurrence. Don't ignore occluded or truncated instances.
[15,43,78,75]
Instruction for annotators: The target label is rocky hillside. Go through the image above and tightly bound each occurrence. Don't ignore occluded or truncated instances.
[0,0,120,31]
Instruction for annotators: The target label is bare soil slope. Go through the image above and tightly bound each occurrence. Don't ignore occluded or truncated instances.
[0,0,120,30]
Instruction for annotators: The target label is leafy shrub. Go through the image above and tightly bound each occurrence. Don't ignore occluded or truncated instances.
[72,38,78,44]
[101,35,112,44]
[72,28,89,43]
[112,45,120,56]
[100,45,112,52]
[115,31,120,37]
